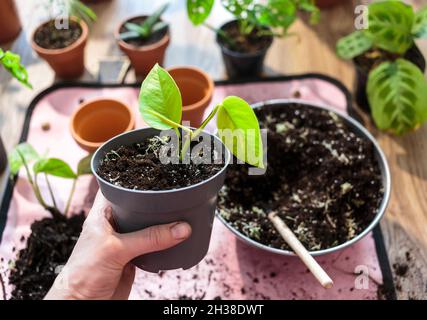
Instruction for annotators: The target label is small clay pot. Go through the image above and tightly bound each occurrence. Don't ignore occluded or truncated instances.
[115,15,170,77]
[316,0,343,8]
[0,0,21,44]
[31,17,88,79]
[167,66,214,127]
[70,98,135,152]
[0,136,7,174]
[217,20,273,79]
[92,127,230,273]
[354,46,426,113]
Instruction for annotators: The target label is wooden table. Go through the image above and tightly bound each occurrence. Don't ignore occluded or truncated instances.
[0,0,426,299]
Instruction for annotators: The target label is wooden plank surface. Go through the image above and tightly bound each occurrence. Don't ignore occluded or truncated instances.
[0,0,426,299]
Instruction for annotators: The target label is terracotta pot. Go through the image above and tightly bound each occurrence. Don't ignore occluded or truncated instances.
[167,66,214,127]
[31,17,88,79]
[0,0,21,44]
[70,98,135,152]
[316,0,342,8]
[115,15,170,77]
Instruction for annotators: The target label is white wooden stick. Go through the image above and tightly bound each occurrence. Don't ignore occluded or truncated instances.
[268,212,334,289]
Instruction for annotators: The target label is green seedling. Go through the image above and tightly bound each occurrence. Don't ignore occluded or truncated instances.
[119,3,169,42]
[47,0,97,23]
[0,49,32,89]
[8,143,92,219]
[139,64,264,168]
[336,1,427,135]
[186,0,319,50]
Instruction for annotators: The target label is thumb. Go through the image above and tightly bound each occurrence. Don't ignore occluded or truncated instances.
[117,222,192,262]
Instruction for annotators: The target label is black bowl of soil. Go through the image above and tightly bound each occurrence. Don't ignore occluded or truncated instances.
[92,127,230,272]
[217,20,273,78]
[217,99,391,256]
[353,45,426,113]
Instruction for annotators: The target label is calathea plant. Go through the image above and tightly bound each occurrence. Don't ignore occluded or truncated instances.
[186,0,319,49]
[336,1,427,135]
[0,49,32,89]
[8,143,92,219]
[140,64,264,167]
[119,3,169,42]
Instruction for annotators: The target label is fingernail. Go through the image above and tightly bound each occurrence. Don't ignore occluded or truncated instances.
[170,223,191,240]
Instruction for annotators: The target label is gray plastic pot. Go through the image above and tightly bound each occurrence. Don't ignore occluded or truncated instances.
[91,127,230,273]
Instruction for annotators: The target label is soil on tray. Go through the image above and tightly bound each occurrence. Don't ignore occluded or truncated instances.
[8,213,85,300]
[220,21,272,53]
[218,103,384,251]
[97,135,224,191]
[120,17,168,47]
[34,20,82,50]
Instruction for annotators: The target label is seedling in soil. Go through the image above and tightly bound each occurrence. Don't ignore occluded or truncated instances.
[47,0,97,23]
[119,3,169,42]
[0,49,32,89]
[186,0,319,51]
[139,64,264,168]
[8,143,92,219]
[336,1,427,135]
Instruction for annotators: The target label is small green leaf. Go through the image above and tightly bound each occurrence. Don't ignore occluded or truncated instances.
[139,64,182,130]
[257,0,297,36]
[69,0,97,23]
[187,0,215,25]
[142,2,169,34]
[33,158,77,179]
[367,59,427,135]
[217,96,264,168]
[366,1,414,54]
[8,143,40,175]
[77,153,94,176]
[412,6,427,38]
[296,0,319,25]
[125,22,147,35]
[336,31,373,59]
[0,50,32,89]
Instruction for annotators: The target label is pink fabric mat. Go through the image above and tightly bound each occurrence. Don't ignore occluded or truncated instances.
[0,77,384,299]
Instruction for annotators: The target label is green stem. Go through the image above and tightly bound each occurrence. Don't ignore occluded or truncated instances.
[148,110,192,134]
[64,178,77,217]
[174,127,181,154]
[203,22,238,50]
[44,173,58,210]
[179,131,192,162]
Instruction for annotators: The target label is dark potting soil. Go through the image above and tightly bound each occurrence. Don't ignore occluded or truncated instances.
[120,16,168,47]
[220,21,272,54]
[8,213,85,300]
[34,20,82,50]
[218,103,384,251]
[97,136,224,191]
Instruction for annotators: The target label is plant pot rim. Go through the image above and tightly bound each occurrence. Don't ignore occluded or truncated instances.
[166,65,215,112]
[216,19,273,58]
[31,16,89,56]
[115,14,170,52]
[91,127,231,194]
[70,98,135,150]
[216,98,391,257]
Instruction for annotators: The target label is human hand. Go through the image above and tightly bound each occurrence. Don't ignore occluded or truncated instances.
[45,190,192,300]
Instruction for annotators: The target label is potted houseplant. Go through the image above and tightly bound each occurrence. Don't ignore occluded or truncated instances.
[0,49,31,174]
[7,143,92,299]
[186,0,319,78]
[92,64,263,272]
[336,1,427,135]
[0,0,21,44]
[31,0,97,79]
[115,3,170,77]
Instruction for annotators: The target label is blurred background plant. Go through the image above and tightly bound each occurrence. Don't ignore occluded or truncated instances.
[0,48,31,89]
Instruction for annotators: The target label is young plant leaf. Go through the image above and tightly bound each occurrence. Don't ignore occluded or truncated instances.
[187,0,215,25]
[366,1,414,55]
[0,49,32,89]
[8,143,40,175]
[33,158,77,179]
[257,0,297,36]
[77,153,93,176]
[125,22,148,37]
[69,0,97,23]
[412,6,427,38]
[142,2,169,34]
[367,59,427,135]
[336,31,373,59]
[217,96,264,168]
[296,0,320,25]
[139,64,182,130]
